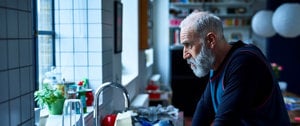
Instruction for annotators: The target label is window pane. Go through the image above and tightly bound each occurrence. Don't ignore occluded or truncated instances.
[37,35,54,87]
[36,0,54,88]
[37,0,53,31]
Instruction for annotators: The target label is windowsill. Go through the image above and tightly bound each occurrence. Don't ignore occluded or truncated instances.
[122,73,138,86]
[146,62,153,68]
[145,48,154,67]
[43,106,94,126]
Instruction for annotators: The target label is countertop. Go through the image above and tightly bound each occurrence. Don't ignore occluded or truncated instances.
[43,106,94,126]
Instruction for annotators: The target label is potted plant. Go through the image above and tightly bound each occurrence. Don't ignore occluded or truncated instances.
[271,62,287,91]
[34,84,65,115]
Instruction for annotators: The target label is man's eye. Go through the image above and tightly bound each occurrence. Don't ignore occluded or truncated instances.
[183,42,193,49]
[186,44,193,49]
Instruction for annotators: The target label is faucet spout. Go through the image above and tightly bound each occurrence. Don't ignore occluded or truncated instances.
[93,82,130,126]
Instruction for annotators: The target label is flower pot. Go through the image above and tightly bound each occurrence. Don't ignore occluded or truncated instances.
[48,98,65,115]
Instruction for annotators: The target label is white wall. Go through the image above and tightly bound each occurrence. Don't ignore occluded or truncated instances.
[153,0,170,86]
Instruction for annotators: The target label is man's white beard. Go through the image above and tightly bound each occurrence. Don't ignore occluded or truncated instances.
[187,44,215,78]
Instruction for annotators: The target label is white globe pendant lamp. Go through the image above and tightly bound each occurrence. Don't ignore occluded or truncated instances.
[272,3,300,38]
[251,10,276,37]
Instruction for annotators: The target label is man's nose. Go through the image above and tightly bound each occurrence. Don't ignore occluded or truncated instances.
[183,49,190,60]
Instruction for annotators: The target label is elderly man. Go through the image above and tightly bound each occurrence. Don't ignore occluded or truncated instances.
[179,11,290,126]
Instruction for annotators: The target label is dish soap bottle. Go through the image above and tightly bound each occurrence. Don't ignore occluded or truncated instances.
[76,81,87,113]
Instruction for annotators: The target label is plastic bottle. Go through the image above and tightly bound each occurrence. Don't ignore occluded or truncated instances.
[76,81,87,113]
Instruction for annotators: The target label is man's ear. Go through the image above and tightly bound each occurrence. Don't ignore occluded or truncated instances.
[206,32,216,49]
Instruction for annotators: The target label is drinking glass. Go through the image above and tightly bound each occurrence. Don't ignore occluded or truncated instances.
[62,99,85,126]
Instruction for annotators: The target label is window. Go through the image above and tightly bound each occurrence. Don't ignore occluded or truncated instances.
[35,0,55,88]
[121,0,138,85]
[36,0,103,89]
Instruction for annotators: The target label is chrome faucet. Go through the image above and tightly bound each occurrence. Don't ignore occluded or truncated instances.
[93,82,130,126]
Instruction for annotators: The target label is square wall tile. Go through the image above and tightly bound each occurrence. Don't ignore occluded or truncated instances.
[18,12,29,38]
[54,0,59,9]
[74,53,87,66]
[60,38,73,52]
[8,40,19,69]
[28,39,34,65]
[60,52,74,66]
[74,0,87,9]
[29,66,35,92]
[10,98,21,126]
[59,24,74,38]
[18,0,29,11]
[0,102,9,126]
[73,10,87,24]
[59,10,73,24]
[55,52,61,66]
[0,40,8,70]
[59,0,73,10]
[88,80,102,91]
[9,69,20,98]
[88,0,101,9]
[21,94,31,122]
[88,24,102,38]
[6,10,18,38]
[88,38,102,52]
[54,17,60,30]
[74,67,88,82]
[61,67,75,81]
[0,72,9,102]
[0,9,7,38]
[74,24,87,37]
[88,66,102,80]
[19,40,30,66]
[88,52,102,66]
[20,67,30,94]
[6,0,17,9]
[30,92,34,117]
[55,38,61,52]
[74,38,88,52]
[88,10,101,24]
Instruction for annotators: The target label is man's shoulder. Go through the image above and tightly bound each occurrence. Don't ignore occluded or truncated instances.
[229,40,263,57]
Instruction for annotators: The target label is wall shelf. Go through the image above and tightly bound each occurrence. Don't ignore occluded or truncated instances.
[170,1,253,8]
[169,0,254,43]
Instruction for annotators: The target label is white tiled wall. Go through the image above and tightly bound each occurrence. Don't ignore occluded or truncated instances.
[54,0,121,121]
[0,0,35,125]
[54,0,106,89]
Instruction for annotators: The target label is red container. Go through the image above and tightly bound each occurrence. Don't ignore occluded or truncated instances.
[149,91,160,99]
[101,114,117,126]
[146,83,160,99]
[85,89,94,106]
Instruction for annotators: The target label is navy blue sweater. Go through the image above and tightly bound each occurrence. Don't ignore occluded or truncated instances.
[192,41,290,126]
